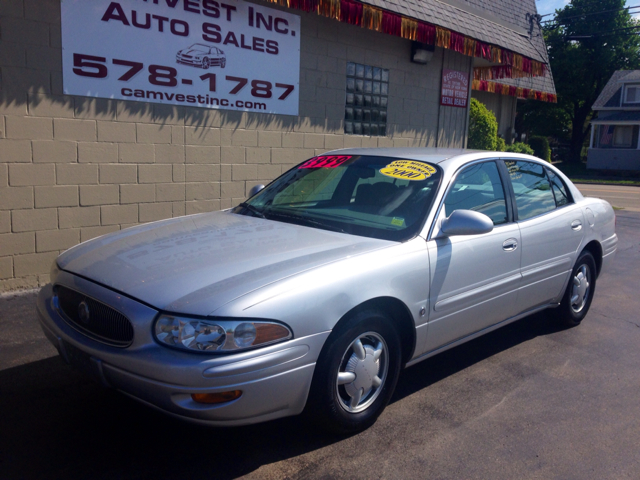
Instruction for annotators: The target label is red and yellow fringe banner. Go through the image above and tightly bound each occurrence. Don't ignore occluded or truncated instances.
[264,0,551,98]
[472,79,556,103]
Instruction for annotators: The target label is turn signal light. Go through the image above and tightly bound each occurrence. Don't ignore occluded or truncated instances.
[191,391,242,404]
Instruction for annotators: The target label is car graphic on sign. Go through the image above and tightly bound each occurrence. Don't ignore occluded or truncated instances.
[176,43,226,69]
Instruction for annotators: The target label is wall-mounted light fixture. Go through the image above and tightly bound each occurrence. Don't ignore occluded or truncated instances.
[411,42,435,64]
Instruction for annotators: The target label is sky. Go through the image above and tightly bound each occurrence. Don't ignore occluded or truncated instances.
[537,0,640,18]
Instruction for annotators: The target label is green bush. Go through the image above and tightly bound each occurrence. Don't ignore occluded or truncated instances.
[528,136,551,162]
[468,98,498,150]
[496,137,506,152]
[505,142,535,155]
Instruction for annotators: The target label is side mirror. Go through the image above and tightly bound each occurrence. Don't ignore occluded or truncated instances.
[248,184,265,198]
[440,210,493,236]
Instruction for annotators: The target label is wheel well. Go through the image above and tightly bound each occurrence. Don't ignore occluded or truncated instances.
[337,297,416,366]
[582,240,603,277]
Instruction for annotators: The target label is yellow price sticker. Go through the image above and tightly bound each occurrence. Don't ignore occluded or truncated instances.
[380,160,436,181]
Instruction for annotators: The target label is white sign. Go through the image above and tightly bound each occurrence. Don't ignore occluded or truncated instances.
[61,0,300,115]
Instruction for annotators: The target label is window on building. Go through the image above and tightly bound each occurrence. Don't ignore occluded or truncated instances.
[344,62,389,137]
[597,125,639,149]
[624,85,640,103]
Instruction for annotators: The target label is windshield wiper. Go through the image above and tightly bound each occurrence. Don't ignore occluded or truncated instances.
[266,211,346,233]
[237,202,266,218]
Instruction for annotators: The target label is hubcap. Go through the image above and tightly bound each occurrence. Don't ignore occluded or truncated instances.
[336,332,388,413]
[570,264,590,313]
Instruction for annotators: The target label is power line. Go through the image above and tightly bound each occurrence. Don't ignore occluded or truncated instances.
[542,3,640,29]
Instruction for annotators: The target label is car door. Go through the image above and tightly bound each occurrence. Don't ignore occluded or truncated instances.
[423,160,522,352]
[504,159,585,312]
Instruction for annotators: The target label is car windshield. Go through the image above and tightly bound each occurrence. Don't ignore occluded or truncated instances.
[232,155,442,241]
[188,44,209,52]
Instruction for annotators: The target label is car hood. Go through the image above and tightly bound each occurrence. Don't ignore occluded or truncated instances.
[57,211,394,315]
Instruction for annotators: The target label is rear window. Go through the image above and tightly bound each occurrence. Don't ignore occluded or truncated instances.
[233,155,442,241]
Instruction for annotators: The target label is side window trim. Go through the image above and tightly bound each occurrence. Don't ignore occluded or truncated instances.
[544,166,574,209]
[496,159,517,222]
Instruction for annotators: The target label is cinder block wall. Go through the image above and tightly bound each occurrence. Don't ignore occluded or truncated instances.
[0,0,469,291]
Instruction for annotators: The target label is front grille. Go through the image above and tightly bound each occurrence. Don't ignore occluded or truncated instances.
[55,286,134,347]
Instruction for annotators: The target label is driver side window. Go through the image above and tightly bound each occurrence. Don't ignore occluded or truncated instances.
[444,161,508,225]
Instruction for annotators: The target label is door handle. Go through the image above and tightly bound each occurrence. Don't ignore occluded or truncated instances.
[571,220,582,231]
[502,238,518,251]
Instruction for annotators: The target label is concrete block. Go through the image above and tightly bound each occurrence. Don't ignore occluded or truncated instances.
[12,208,57,232]
[80,225,120,242]
[24,0,60,22]
[32,141,77,163]
[54,119,96,141]
[99,164,137,184]
[34,185,78,208]
[258,131,281,147]
[246,147,271,164]
[36,229,80,252]
[120,184,155,204]
[0,187,33,210]
[9,163,54,186]
[185,126,221,145]
[221,181,245,198]
[0,140,32,163]
[0,232,35,255]
[139,164,172,184]
[115,103,155,124]
[79,185,119,206]
[0,66,50,96]
[155,145,185,164]
[343,136,363,148]
[185,200,220,215]
[186,182,220,201]
[0,211,10,233]
[139,203,173,223]
[0,257,12,280]
[0,0,24,18]
[78,142,118,163]
[186,145,221,164]
[232,164,257,181]
[56,164,98,185]
[98,121,136,143]
[58,206,100,228]
[221,147,245,164]
[172,126,185,145]
[173,164,185,182]
[28,94,73,118]
[172,201,186,217]
[0,17,49,46]
[101,204,138,225]
[185,164,220,182]
[0,164,5,187]
[157,183,185,202]
[324,135,345,149]
[14,251,59,276]
[5,116,52,139]
[282,132,304,148]
[74,98,117,121]
[257,164,282,180]
[231,129,258,147]
[119,144,154,164]
[220,164,231,182]
[137,124,172,144]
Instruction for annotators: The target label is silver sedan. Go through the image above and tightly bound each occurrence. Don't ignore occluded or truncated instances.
[36,149,617,433]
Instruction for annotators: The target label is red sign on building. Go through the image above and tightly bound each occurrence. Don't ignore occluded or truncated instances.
[441,69,469,108]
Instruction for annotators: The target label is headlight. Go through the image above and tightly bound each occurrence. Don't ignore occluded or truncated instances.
[154,315,292,353]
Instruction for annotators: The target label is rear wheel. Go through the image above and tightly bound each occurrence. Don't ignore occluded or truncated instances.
[553,251,596,327]
[202,57,210,69]
[306,309,401,434]
[220,58,226,68]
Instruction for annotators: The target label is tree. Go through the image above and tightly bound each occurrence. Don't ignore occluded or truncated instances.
[468,98,498,150]
[543,0,640,163]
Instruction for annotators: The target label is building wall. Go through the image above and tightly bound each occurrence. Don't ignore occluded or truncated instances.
[0,0,471,291]
[471,90,516,142]
[587,148,640,171]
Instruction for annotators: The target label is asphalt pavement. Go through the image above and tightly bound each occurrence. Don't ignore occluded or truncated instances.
[1,212,639,480]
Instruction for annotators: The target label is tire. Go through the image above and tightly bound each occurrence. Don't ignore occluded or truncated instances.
[202,58,210,69]
[306,309,401,434]
[553,250,597,327]
[220,58,226,68]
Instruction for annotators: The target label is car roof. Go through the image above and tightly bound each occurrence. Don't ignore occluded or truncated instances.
[322,147,472,164]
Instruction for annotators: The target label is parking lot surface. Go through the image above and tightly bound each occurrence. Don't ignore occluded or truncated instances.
[1,212,639,480]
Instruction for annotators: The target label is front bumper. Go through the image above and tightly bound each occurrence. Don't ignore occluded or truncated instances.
[36,272,329,426]
[176,56,203,67]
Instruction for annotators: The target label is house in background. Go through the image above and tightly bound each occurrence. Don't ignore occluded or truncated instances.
[588,70,640,171]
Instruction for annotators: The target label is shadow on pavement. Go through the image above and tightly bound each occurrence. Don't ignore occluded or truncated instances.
[0,311,565,480]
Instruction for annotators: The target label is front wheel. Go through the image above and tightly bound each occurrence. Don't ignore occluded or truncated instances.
[553,251,597,327]
[306,309,401,434]
[202,58,210,69]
